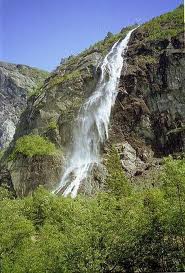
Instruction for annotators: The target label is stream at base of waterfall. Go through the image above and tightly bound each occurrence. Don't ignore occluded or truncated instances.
[54,28,136,197]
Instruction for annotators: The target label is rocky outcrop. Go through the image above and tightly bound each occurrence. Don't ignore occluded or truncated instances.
[12,52,102,146]
[0,62,48,149]
[0,51,103,195]
[108,26,185,178]
[7,154,63,197]
[115,142,153,176]
[111,31,185,157]
[0,6,184,196]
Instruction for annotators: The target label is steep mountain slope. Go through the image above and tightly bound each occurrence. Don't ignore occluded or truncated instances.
[111,5,185,174]
[0,62,49,149]
[0,5,184,196]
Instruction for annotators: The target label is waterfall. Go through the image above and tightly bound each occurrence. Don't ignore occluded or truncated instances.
[54,28,135,197]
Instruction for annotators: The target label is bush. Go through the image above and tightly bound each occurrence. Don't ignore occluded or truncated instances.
[0,187,13,200]
[105,146,131,196]
[0,158,184,272]
[47,121,58,130]
[28,84,43,98]
[10,135,57,159]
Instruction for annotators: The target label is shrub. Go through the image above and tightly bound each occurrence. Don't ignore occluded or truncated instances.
[10,135,57,159]
[29,84,43,98]
[0,158,184,272]
[47,121,58,130]
[0,187,13,200]
[105,146,131,196]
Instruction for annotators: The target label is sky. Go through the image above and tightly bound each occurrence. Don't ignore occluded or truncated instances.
[0,0,183,71]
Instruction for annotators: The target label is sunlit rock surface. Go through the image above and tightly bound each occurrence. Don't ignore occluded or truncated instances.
[0,62,48,148]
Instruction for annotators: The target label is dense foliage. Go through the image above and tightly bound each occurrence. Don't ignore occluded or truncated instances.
[0,157,184,273]
[10,135,57,159]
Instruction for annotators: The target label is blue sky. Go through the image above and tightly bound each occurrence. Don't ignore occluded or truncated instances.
[1,0,182,71]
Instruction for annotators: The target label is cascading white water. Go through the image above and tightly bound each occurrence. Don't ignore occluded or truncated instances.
[54,28,135,198]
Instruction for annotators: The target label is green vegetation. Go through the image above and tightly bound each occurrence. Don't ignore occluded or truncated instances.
[1,6,184,272]
[0,149,4,160]
[93,32,124,54]
[105,146,131,196]
[141,5,184,41]
[43,6,184,93]
[137,55,157,65]
[167,125,185,136]
[18,65,49,80]
[46,5,184,93]
[0,187,13,201]
[10,135,57,159]
[18,66,49,97]
[47,121,58,130]
[0,157,184,272]
[29,84,44,98]
[80,25,136,57]
[102,26,136,54]
[24,68,49,98]
[59,24,136,71]
[46,70,81,89]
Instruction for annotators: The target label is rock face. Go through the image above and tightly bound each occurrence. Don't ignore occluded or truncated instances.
[7,154,63,197]
[12,52,102,146]
[116,142,152,176]
[0,6,184,196]
[0,51,103,195]
[111,31,185,158]
[0,62,48,149]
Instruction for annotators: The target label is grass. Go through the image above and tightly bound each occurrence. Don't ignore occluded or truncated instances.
[141,5,184,41]
[45,70,81,89]
[10,135,58,160]
[29,69,82,96]
[94,25,135,55]
[18,65,49,80]
[29,84,44,98]
[137,55,157,65]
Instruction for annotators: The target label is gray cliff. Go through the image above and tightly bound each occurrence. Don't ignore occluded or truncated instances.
[0,62,48,149]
